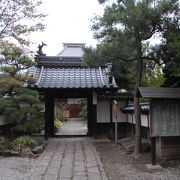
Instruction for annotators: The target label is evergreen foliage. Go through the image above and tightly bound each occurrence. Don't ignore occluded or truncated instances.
[142,65,165,87]
[161,26,180,87]
[80,104,87,120]
[0,43,43,135]
[88,0,179,155]
[54,106,64,133]
[54,106,64,122]
[83,44,135,91]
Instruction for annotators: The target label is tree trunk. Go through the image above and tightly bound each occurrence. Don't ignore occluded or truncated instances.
[134,38,143,157]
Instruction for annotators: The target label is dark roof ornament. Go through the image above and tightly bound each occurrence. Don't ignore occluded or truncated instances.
[106,63,113,84]
[36,42,47,56]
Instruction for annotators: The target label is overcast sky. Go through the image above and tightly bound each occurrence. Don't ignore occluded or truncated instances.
[30,0,104,56]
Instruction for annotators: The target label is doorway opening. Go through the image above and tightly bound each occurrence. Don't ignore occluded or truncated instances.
[54,98,88,136]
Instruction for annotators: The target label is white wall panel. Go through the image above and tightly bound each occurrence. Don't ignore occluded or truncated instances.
[112,101,127,122]
[127,113,133,123]
[127,113,148,127]
[97,101,110,123]
[141,114,148,127]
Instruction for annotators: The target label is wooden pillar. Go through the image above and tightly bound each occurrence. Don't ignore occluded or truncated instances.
[45,94,54,140]
[45,94,49,140]
[49,97,54,137]
[92,92,97,137]
[87,96,93,136]
[110,99,113,133]
[151,137,156,165]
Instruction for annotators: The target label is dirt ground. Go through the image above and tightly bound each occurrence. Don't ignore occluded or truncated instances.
[94,141,180,180]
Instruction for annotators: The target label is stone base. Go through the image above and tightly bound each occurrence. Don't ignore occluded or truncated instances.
[145,164,162,170]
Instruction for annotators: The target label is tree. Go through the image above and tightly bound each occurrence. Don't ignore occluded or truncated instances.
[0,43,43,135]
[161,26,180,87]
[83,43,135,91]
[0,0,46,46]
[91,0,179,156]
[145,13,180,87]
[142,64,165,87]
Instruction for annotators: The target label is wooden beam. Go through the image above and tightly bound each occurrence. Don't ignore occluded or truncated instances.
[92,92,97,137]
[87,96,93,136]
[45,93,55,139]
[92,104,97,137]
[151,137,156,165]
[49,97,54,137]
[45,94,50,140]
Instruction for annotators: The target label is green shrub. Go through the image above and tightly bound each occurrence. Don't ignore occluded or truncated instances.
[0,137,6,151]
[33,137,43,146]
[54,120,63,132]
[80,104,87,119]
[13,124,29,135]
[11,136,38,152]
[24,118,44,133]
[54,107,64,122]
[0,137,11,151]
[13,117,44,135]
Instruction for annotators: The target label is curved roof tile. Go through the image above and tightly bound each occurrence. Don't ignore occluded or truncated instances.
[26,67,118,89]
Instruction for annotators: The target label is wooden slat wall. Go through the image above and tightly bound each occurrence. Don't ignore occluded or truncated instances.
[151,100,180,136]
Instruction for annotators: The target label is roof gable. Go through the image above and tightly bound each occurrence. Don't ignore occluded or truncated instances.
[137,87,180,99]
[30,43,118,90]
[57,43,85,57]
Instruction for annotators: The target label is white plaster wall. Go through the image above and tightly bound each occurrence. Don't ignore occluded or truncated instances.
[141,114,148,127]
[127,113,148,127]
[97,100,129,123]
[132,114,135,124]
[112,101,127,122]
[97,101,110,123]
[127,113,133,123]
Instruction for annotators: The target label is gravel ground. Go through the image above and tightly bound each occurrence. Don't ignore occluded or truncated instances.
[94,142,180,180]
[0,156,38,180]
[0,141,179,180]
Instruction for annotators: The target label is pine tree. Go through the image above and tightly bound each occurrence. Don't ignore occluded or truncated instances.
[83,44,135,91]
[91,0,179,156]
[161,26,180,87]
[0,43,43,135]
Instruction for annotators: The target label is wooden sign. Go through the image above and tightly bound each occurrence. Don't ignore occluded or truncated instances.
[150,100,180,137]
[113,100,118,117]
[63,110,69,118]
[113,100,118,146]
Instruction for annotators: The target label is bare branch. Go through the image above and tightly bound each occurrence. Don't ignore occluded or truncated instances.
[0,0,46,46]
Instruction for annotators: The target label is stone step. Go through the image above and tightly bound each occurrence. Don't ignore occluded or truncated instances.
[118,137,150,152]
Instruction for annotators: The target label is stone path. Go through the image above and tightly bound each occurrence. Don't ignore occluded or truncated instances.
[56,119,88,135]
[28,138,108,180]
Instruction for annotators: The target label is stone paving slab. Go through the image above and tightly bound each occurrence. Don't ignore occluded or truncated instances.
[56,119,88,135]
[28,138,108,180]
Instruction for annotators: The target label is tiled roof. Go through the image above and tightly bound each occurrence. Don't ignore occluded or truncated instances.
[26,66,118,89]
[98,92,133,100]
[121,103,149,113]
[137,87,180,99]
[35,56,82,67]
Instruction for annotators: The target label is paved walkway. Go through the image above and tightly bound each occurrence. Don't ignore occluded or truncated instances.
[56,119,88,135]
[28,138,108,180]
